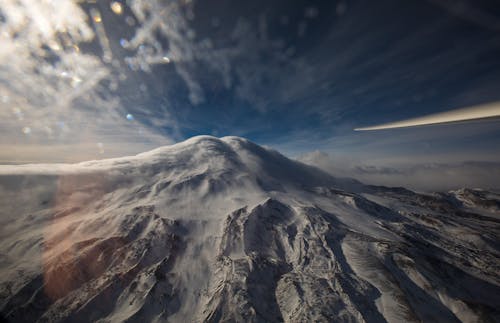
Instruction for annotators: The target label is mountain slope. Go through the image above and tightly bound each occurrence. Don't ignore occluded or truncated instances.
[0,136,499,322]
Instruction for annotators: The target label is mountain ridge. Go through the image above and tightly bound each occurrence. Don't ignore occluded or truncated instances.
[0,136,499,322]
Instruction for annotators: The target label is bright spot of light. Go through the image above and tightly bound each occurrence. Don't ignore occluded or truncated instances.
[162,56,170,63]
[49,41,61,51]
[92,12,102,23]
[22,126,31,135]
[126,113,134,121]
[110,2,123,15]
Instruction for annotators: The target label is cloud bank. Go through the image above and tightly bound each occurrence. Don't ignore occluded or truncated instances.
[299,151,500,192]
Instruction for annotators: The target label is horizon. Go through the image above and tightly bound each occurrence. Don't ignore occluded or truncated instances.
[1,133,499,192]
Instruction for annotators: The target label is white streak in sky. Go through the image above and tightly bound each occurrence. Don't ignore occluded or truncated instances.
[355,102,500,131]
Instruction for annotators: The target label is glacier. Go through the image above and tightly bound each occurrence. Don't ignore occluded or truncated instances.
[0,136,499,322]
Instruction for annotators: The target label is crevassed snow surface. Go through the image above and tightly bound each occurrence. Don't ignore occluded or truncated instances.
[0,136,499,322]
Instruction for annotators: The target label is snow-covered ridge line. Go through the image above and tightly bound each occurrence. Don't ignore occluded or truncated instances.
[0,136,498,322]
[0,136,235,171]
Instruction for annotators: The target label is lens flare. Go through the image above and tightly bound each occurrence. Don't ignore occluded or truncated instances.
[110,2,123,15]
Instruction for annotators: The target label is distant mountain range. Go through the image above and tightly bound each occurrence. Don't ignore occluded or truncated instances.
[0,136,498,322]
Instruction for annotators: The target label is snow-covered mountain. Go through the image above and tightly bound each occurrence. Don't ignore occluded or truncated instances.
[0,136,499,322]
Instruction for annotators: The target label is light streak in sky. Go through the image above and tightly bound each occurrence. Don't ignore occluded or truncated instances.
[355,102,500,131]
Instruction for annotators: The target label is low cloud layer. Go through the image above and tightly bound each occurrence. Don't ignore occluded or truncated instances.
[298,151,500,192]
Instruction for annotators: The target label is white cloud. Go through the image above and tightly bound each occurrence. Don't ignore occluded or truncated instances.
[2,0,297,163]
[0,0,177,163]
[298,151,500,191]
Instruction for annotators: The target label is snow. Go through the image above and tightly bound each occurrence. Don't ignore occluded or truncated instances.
[0,136,499,322]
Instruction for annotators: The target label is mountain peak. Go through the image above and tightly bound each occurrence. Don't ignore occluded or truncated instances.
[0,136,499,322]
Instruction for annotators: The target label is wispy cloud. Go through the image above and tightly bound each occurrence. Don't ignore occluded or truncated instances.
[1,0,316,163]
[2,0,500,165]
[0,0,181,163]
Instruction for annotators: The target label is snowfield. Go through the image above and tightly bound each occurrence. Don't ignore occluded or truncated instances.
[0,136,499,322]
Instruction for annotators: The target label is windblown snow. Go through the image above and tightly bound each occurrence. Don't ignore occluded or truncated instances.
[0,136,499,322]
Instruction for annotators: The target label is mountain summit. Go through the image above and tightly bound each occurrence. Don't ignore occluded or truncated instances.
[0,136,499,322]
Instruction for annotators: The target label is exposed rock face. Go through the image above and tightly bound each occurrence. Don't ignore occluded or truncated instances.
[0,136,499,322]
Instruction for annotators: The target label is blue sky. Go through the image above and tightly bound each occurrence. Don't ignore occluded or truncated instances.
[120,0,500,147]
[118,0,500,159]
[1,0,499,188]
